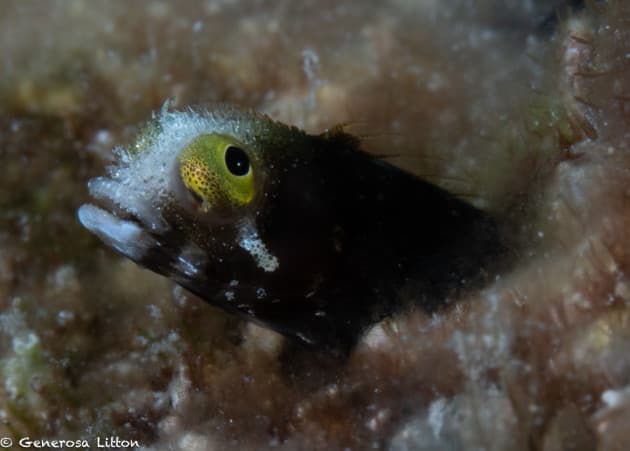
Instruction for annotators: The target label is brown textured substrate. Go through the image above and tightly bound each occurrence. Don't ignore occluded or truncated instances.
[1,1,630,450]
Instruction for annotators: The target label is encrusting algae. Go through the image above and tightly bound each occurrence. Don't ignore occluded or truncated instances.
[2,1,630,450]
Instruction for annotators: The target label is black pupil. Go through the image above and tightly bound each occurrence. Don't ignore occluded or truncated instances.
[225,146,250,176]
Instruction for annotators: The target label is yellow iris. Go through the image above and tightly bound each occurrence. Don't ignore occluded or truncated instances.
[178,133,255,212]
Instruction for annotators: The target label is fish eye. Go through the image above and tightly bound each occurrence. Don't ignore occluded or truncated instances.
[178,134,256,213]
[225,146,250,176]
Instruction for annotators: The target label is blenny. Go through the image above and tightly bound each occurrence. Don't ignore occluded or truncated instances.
[78,105,505,350]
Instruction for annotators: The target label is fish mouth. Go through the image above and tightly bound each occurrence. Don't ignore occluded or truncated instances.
[78,204,159,263]
[76,132,211,274]
[77,168,169,262]
[78,196,264,333]
[79,201,213,289]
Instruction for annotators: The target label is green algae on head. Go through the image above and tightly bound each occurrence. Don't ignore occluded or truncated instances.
[78,105,505,350]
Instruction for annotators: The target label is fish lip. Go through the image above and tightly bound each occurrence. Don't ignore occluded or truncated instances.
[80,181,153,234]
[86,175,172,234]
[77,203,159,262]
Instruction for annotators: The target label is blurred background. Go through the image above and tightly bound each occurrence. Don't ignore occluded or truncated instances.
[1,1,629,450]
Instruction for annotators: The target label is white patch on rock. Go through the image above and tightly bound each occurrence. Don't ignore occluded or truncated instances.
[602,388,630,408]
[428,398,447,438]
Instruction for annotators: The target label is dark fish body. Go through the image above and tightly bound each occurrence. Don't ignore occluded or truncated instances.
[79,106,504,350]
